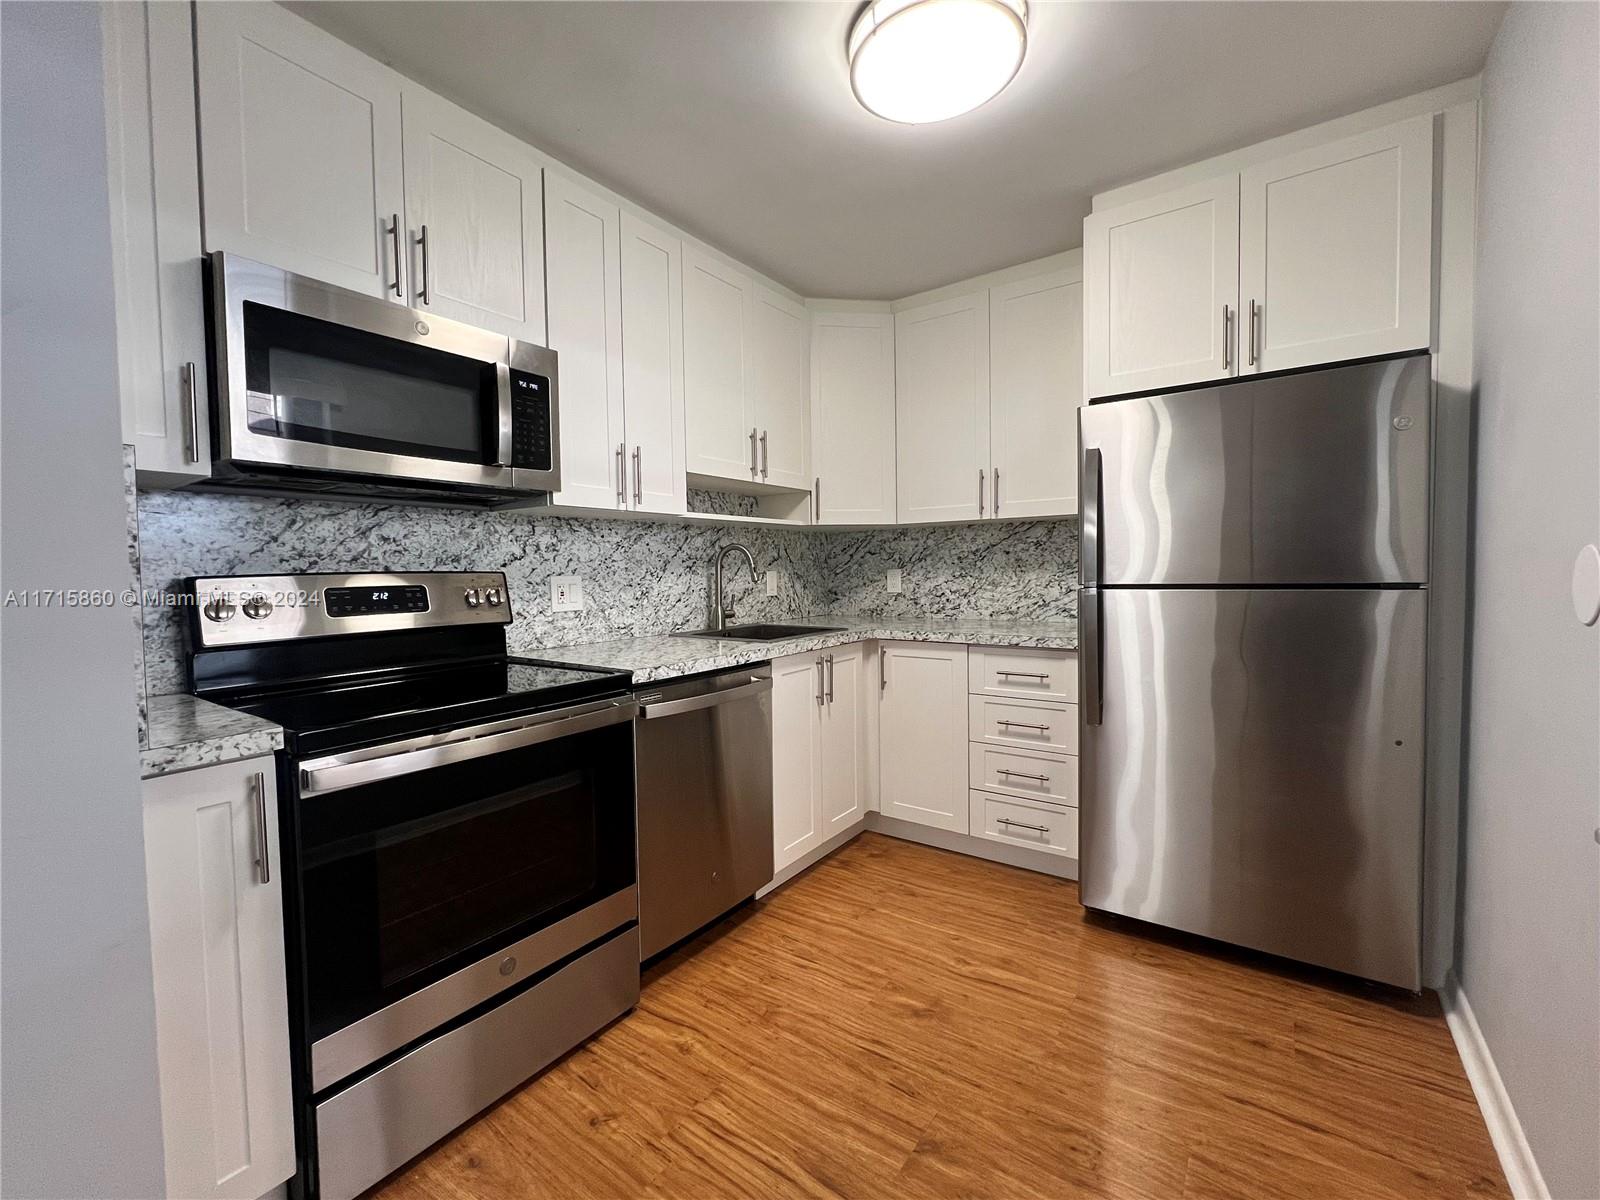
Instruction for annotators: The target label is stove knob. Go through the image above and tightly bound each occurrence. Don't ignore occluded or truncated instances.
[463,587,481,609]
[484,587,503,608]
[203,595,236,623]
[241,593,273,620]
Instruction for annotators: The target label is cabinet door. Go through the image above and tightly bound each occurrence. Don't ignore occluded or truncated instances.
[195,1,404,297]
[620,211,687,515]
[895,292,990,523]
[545,173,625,510]
[748,284,810,489]
[401,88,547,341]
[1083,174,1239,398]
[819,646,867,835]
[103,0,210,483]
[989,268,1084,517]
[143,758,294,1200]
[683,248,755,482]
[810,310,896,525]
[878,642,969,833]
[772,653,823,872]
[1240,114,1434,374]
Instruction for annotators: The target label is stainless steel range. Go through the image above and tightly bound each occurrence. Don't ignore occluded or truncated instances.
[187,572,637,1200]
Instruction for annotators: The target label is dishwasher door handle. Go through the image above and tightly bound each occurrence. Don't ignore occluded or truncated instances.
[638,676,772,719]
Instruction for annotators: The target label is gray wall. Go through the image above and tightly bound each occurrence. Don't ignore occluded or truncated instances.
[1460,4,1600,1197]
[0,3,168,1197]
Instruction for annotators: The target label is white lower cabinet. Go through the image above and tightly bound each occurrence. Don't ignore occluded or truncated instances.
[773,646,867,872]
[877,642,970,833]
[142,756,294,1200]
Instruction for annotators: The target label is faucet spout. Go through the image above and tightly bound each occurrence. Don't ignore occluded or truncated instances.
[711,542,761,632]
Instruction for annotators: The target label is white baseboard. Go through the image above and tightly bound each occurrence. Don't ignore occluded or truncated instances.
[1440,972,1550,1200]
[757,820,868,897]
[866,812,1077,879]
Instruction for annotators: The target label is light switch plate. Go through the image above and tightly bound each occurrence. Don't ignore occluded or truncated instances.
[765,569,780,597]
[886,568,903,594]
[550,575,584,612]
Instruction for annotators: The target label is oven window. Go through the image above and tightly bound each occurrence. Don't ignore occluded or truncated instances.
[242,302,497,464]
[296,721,635,1042]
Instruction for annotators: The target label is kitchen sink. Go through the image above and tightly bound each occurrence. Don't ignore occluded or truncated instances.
[679,623,846,642]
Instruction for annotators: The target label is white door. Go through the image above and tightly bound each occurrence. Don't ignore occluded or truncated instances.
[810,310,896,525]
[819,646,867,834]
[1240,114,1435,374]
[143,758,294,1200]
[772,653,823,871]
[195,1,404,297]
[989,268,1084,518]
[683,248,754,482]
[878,642,970,833]
[544,173,624,510]
[401,88,546,341]
[619,211,687,514]
[895,292,990,523]
[103,0,211,483]
[748,284,810,490]
[1083,174,1239,398]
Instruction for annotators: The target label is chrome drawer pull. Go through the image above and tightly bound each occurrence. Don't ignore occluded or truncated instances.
[996,670,1050,681]
[996,768,1050,784]
[996,817,1050,835]
[996,720,1050,732]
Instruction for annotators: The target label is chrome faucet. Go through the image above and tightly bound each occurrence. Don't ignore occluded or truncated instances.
[712,543,760,631]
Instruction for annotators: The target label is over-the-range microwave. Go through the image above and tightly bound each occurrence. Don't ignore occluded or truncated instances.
[203,252,559,506]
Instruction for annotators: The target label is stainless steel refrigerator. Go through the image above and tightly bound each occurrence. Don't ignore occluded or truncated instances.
[1077,354,1431,990]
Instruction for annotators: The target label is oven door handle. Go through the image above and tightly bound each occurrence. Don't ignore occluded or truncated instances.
[638,677,772,720]
[299,698,638,795]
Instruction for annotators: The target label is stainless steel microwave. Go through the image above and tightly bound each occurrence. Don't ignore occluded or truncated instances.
[204,252,559,506]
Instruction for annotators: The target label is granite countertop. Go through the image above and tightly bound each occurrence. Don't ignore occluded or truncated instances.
[141,692,284,779]
[529,615,1078,684]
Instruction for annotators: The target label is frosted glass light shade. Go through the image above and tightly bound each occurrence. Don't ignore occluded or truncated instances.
[848,0,1028,125]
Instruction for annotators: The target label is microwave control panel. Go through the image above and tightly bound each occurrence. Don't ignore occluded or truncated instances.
[508,370,552,471]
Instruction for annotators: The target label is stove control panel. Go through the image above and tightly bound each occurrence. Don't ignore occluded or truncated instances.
[189,572,511,648]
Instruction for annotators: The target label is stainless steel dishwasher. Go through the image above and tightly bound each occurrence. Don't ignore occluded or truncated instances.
[634,666,774,959]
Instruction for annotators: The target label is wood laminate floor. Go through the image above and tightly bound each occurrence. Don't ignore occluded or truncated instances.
[371,833,1507,1200]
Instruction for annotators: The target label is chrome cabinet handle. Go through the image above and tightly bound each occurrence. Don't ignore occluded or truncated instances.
[997,670,1049,681]
[815,658,825,707]
[416,224,431,305]
[182,361,200,463]
[252,771,271,884]
[825,654,834,703]
[1222,304,1232,370]
[1248,299,1258,366]
[616,443,626,506]
[387,213,403,297]
[749,427,758,475]
[978,469,986,517]
[996,719,1050,732]
[996,768,1051,784]
[759,430,768,479]
[813,477,820,523]
[996,817,1050,835]
[879,645,887,691]
[632,446,642,505]
[993,467,1001,515]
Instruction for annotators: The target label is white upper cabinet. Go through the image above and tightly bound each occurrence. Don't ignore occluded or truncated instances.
[747,284,810,490]
[810,310,896,525]
[401,89,547,342]
[1239,114,1435,374]
[989,267,1084,518]
[1083,175,1240,398]
[544,173,625,510]
[683,248,755,482]
[895,291,990,523]
[619,212,687,515]
[103,0,210,483]
[195,1,404,298]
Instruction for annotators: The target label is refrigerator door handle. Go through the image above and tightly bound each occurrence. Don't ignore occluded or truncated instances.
[1081,585,1102,726]
[1081,447,1102,588]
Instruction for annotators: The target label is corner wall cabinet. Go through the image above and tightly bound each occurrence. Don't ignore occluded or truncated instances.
[142,756,295,1200]
[772,644,868,872]
[895,292,990,523]
[809,309,897,525]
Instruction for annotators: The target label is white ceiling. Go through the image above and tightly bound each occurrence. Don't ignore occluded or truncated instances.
[287,0,1505,299]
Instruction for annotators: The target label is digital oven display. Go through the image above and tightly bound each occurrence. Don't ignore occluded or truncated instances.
[324,585,430,618]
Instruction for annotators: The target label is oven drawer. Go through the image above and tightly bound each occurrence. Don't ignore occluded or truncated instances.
[968,695,1077,753]
[968,743,1077,805]
[968,646,1077,701]
[315,926,639,1200]
[970,791,1079,859]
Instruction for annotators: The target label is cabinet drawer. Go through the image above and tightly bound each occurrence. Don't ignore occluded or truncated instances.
[968,646,1076,702]
[968,743,1077,806]
[968,695,1077,753]
[969,792,1078,859]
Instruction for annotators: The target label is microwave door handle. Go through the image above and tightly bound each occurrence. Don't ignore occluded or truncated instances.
[494,361,513,466]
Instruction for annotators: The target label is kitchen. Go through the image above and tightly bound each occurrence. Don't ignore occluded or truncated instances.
[1,3,1596,1200]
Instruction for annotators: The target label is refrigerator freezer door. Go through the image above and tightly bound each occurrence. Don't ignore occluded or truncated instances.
[1079,587,1426,988]
[1079,355,1431,586]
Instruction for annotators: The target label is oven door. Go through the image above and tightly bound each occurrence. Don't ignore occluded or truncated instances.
[209,252,559,494]
[292,698,636,1090]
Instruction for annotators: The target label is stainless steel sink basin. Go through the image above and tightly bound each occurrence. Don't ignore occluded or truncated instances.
[679,623,846,642]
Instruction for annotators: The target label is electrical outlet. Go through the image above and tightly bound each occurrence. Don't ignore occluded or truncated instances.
[550,575,584,612]
[765,569,780,597]
[886,568,903,594]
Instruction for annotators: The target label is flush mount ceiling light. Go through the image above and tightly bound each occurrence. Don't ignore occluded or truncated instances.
[848,0,1028,125]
